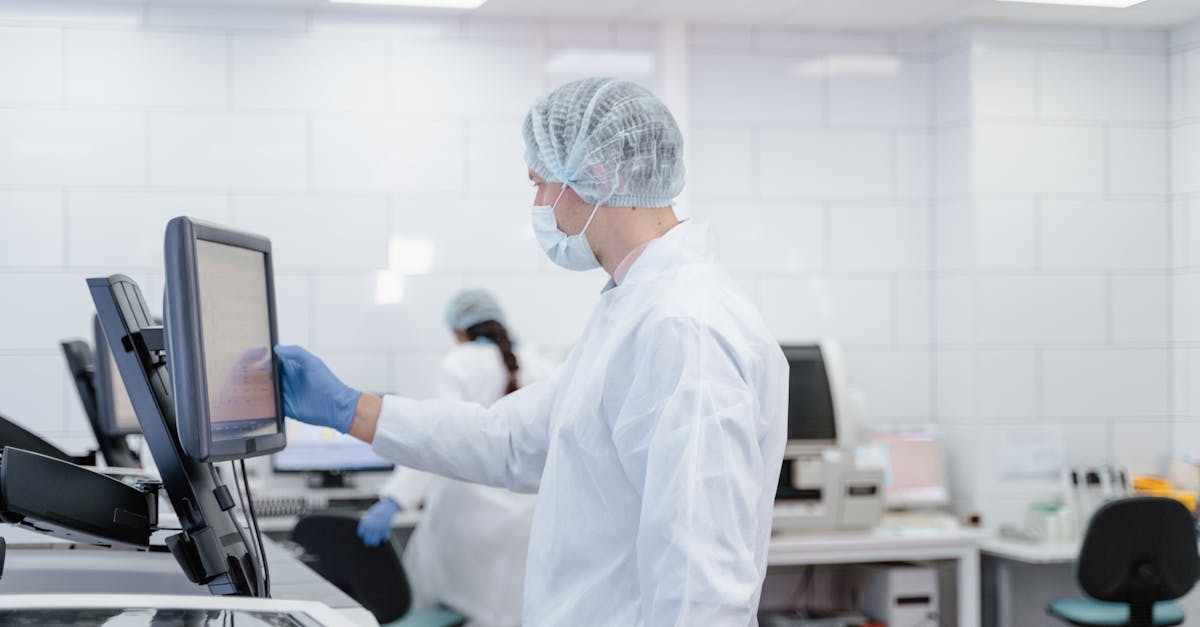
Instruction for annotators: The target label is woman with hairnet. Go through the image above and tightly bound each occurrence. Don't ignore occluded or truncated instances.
[356,289,554,627]
[276,77,788,625]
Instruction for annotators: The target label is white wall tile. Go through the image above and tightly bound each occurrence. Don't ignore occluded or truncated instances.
[312,274,464,351]
[973,197,1037,270]
[1039,50,1166,122]
[1110,420,1170,474]
[233,36,387,112]
[67,29,226,107]
[66,192,230,269]
[0,355,67,433]
[970,46,1036,119]
[0,1,142,27]
[150,113,307,190]
[1061,422,1111,467]
[757,30,892,54]
[690,52,823,124]
[231,195,389,270]
[1041,349,1170,418]
[0,26,62,104]
[313,117,463,192]
[689,25,753,50]
[393,193,546,274]
[689,128,755,197]
[760,277,893,344]
[896,132,930,200]
[843,349,931,419]
[1174,272,1200,343]
[933,50,968,125]
[544,46,660,92]
[689,200,824,273]
[758,129,892,199]
[0,273,97,351]
[896,278,930,344]
[0,110,145,186]
[966,24,1105,49]
[320,352,391,396]
[1170,21,1200,49]
[1039,200,1166,270]
[1171,420,1200,462]
[308,11,460,40]
[614,23,658,47]
[389,351,448,399]
[933,126,969,198]
[829,55,929,127]
[144,5,308,31]
[974,276,1107,344]
[934,275,974,344]
[935,350,973,419]
[828,204,929,272]
[1111,275,1169,344]
[462,17,542,42]
[1173,122,1200,196]
[481,276,601,352]
[1105,28,1166,51]
[1170,49,1187,123]
[466,119,531,195]
[391,41,540,117]
[0,191,63,267]
[1108,127,1168,196]
[1186,48,1200,120]
[973,349,1038,420]
[973,123,1105,195]
[934,200,972,271]
[274,274,311,347]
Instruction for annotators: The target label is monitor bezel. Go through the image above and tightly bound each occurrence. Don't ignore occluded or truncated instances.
[93,315,142,437]
[165,217,287,463]
[780,341,853,457]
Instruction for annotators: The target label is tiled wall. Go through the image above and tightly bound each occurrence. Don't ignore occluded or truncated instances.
[1172,21,1200,458]
[933,24,1173,525]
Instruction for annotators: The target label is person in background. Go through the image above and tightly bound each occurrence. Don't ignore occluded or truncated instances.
[356,289,556,627]
[276,77,789,625]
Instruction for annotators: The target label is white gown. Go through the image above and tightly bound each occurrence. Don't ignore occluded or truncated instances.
[373,221,789,627]
[380,343,556,627]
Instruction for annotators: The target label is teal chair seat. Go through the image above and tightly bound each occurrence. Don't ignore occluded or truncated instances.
[384,607,467,627]
[1048,599,1185,627]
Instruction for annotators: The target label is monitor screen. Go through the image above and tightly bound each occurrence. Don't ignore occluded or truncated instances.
[783,345,837,442]
[94,316,141,436]
[273,421,393,473]
[195,239,279,443]
[866,428,948,506]
[106,349,140,433]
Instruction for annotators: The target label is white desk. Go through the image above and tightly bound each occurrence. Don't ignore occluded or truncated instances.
[980,537,1079,627]
[769,525,984,627]
[256,509,423,534]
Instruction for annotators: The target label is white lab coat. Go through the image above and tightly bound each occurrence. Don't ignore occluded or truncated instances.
[381,342,556,627]
[373,221,789,627]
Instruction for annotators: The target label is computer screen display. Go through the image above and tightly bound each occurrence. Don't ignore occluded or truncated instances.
[272,421,393,473]
[94,317,141,436]
[195,239,279,443]
[783,345,837,442]
[865,428,949,506]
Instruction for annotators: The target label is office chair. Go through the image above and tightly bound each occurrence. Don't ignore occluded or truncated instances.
[291,511,465,627]
[1047,496,1199,627]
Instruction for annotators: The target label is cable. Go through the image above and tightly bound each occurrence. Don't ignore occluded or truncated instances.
[229,458,267,595]
[240,459,271,598]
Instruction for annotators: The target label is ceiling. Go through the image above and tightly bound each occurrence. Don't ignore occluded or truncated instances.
[142,0,1200,30]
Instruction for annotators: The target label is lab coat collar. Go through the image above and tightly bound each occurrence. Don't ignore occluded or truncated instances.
[600,220,715,294]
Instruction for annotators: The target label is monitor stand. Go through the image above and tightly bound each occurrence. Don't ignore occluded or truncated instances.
[305,471,352,490]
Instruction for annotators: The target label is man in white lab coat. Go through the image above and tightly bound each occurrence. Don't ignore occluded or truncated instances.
[275,77,789,626]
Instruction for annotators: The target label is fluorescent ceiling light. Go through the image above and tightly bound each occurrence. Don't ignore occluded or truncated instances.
[995,0,1148,7]
[329,0,487,8]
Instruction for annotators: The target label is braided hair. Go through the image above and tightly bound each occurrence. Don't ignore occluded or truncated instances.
[465,320,521,394]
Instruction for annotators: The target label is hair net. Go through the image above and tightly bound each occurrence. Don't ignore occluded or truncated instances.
[523,77,685,208]
[445,289,506,331]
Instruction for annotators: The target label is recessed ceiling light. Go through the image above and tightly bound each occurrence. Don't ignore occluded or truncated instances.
[329,0,487,8]
[996,0,1149,7]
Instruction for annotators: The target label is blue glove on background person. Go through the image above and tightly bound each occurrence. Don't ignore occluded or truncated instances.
[274,345,360,434]
[358,497,402,547]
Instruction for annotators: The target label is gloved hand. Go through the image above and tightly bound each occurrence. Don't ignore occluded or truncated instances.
[357,497,402,547]
[274,345,360,434]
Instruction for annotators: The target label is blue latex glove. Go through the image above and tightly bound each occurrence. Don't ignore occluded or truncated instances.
[357,497,402,547]
[274,345,360,434]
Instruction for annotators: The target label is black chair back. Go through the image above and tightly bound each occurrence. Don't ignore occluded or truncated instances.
[0,413,74,464]
[291,511,412,624]
[1078,497,1199,625]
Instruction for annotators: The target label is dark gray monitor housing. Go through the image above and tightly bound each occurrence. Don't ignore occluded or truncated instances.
[59,334,141,468]
[164,217,287,463]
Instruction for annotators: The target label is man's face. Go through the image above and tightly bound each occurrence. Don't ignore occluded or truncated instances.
[529,169,596,236]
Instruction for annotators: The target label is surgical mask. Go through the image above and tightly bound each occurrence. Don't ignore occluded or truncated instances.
[531,185,601,271]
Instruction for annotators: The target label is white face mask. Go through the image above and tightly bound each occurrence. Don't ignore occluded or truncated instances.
[531,185,601,271]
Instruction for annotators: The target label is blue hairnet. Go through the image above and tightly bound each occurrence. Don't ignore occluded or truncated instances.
[445,289,506,331]
[523,77,685,208]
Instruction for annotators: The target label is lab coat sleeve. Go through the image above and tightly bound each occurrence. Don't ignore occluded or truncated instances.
[372,378,558,494]
[613,317,765,626]
[378,467,435,511]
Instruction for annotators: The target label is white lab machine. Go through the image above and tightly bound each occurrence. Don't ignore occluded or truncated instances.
[774,342,884,533]
[853,564,940,627]
[857,425,959,528]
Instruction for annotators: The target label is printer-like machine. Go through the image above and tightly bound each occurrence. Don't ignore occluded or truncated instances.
[774,342,884,533]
